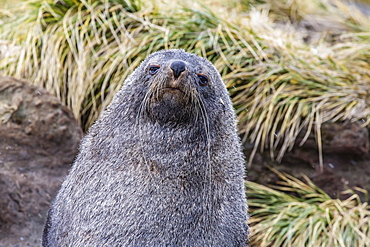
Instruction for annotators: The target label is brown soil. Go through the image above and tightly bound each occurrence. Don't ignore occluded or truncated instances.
[0,76,83,246]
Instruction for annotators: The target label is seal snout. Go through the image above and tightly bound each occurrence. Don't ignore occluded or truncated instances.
[170,60,186,79]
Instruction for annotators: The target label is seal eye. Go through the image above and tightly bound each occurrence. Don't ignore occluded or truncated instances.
[148,65,160,75]
[197,74,209,86]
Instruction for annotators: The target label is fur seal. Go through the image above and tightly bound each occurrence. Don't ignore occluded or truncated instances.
[43,49,248,246]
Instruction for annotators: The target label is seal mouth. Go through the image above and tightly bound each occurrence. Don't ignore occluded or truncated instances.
[161,87,185,94]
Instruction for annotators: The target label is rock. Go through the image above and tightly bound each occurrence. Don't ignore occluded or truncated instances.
[0,76,83,246]
[305,121,368,155]
[286,121,369,166]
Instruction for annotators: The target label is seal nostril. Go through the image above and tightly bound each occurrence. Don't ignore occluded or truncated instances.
[170,61,186,79]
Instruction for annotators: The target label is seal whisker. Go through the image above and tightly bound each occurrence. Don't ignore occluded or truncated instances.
[196,95,211,158]
[192,92,212,190]
[153,73,167,102]
[136,86,155,176]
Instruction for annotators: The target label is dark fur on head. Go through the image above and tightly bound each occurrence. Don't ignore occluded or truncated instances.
[43,49,248,246]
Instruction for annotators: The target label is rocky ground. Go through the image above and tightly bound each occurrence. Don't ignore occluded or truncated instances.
[0,76,82,246]
[0,76,369,246]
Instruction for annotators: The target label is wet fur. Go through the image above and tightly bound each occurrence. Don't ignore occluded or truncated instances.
[43,49,248,246]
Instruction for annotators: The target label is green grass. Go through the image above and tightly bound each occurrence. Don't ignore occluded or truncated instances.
[247,168,370,247]
[0,0,370,166]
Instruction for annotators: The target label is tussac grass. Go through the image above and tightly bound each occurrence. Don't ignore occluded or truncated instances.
[1,0,370,246]
[247,168,370,247]
[1,0,370,166]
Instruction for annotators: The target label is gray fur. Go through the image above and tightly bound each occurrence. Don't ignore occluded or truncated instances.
[43,49,248,246]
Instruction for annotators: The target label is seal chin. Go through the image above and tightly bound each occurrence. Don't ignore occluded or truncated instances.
[145,81,195,125]
[149,94,194,125]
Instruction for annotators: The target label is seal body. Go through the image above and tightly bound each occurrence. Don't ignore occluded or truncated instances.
[43,49,248,246]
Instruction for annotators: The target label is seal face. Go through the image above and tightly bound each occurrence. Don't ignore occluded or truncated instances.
[146,59,197,125]
[43,49,248,246]
[140,52,216,127]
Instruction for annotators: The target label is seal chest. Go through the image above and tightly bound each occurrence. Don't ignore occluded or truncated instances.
[43,49,249,246]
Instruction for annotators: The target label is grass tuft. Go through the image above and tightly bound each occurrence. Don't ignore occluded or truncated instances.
[247,168,370,247]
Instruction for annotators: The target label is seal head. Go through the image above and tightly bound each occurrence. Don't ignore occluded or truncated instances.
[133,50,229,131]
